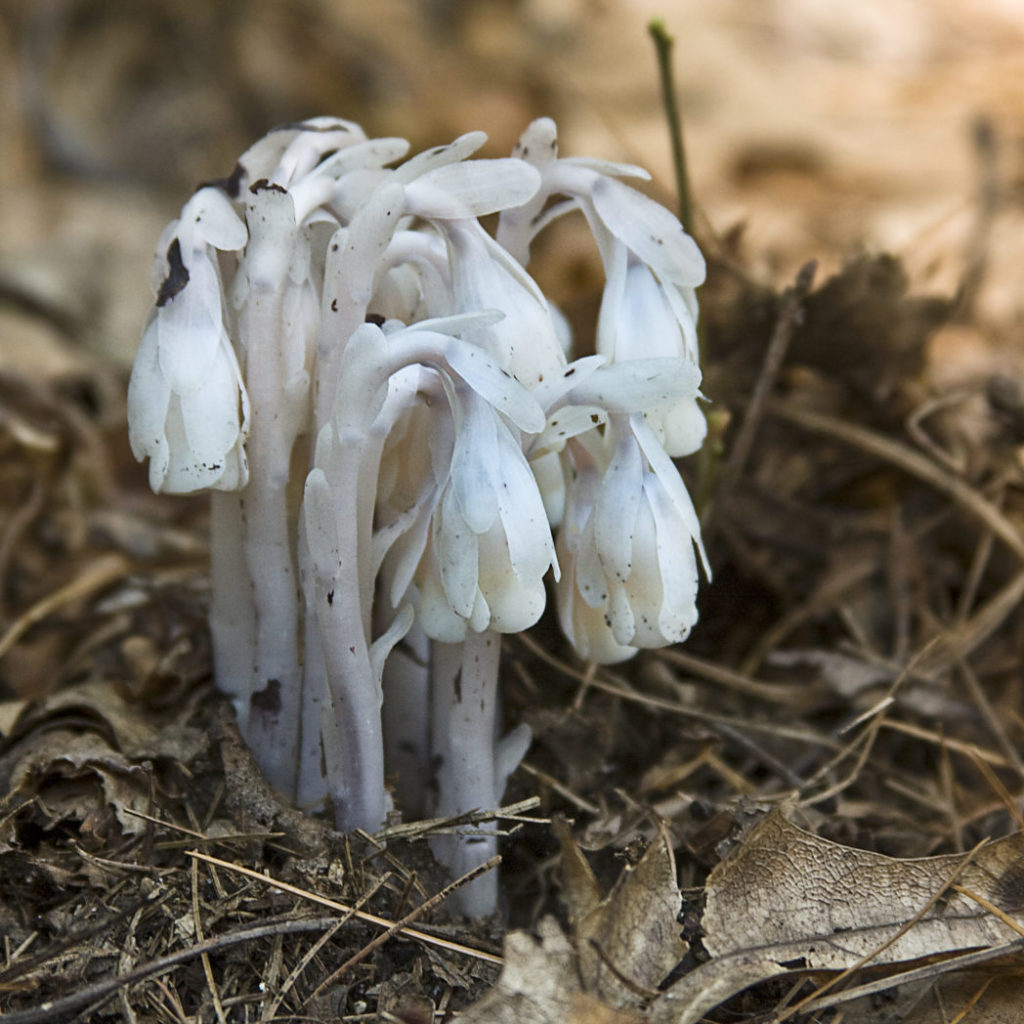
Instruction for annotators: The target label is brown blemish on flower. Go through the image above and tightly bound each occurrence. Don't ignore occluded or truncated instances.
[156,238,189,307]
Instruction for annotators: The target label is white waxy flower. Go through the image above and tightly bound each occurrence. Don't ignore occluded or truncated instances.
[127,186,249,493]
[498,118,707,454]
[443,221,567,388]
[327,317,557,643]
[420,388,556,640]
[555,416,707,663]
[599,253,706,456]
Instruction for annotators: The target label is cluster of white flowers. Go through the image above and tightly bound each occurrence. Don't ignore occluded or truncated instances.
[127,117,708,914]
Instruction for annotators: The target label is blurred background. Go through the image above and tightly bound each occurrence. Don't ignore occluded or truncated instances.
[2,0,1024,398]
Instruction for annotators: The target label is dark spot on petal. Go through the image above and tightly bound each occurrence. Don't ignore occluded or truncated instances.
[250,178,288,195]
[156,238,189,307]
[365,312,386,326]
[250,678,282,714]
[327,589,335,606]
[197,162,245,198]
[331,298,339,312]
[225,163,244,198]
[564,367,576,377]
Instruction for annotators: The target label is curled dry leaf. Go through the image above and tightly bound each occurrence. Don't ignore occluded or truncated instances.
[457,820,686,1023]
[0,677,209,849]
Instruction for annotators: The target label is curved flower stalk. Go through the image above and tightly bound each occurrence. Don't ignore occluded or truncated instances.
[499,117,708,456]
[127,115,710,917]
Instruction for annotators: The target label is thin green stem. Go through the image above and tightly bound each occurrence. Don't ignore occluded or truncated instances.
[648,19,692,234]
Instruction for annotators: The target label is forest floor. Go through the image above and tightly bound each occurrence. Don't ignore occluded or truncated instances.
[3,1,1024,1021]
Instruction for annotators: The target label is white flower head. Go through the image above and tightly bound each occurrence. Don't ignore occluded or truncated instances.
[127,186,250,493]
[555,415,707,663]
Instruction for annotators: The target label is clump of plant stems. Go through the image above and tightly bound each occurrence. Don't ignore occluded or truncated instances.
[127,116,708,915]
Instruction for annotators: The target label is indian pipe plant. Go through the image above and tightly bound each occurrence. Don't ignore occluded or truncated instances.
[127,116,709,916]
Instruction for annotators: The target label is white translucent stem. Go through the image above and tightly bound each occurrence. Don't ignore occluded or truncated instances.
[310,454,389,832]
[431,630,502,917]
[295,525,329,812]
[238,277,304,797]
[381,614,430,819]
[305,405,390,830]
[208,490,256,732]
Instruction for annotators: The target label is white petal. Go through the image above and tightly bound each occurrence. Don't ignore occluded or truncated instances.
[531,448,566,527]
[567,358,701,413]
[450,394,500,534]
[530,405,607,458]
[436,484,480,618]
[447,225,567,389]
[647,474,699,643]
[493,432,557,584]
[595,425,643,584]
[613,262,685,362]
[661,396,708,458]
[573,517,609,610]
[608,580,637,647]
[415,544,468,643]
[394,131,488,182]
[176,345,245,469]
[530,354,606,412]
[183,187,248,251]
[156,255,228,395]
[558,155,651,181]
[477,521,548,633]
[405,159,541,220]
[632,418,710,578]
[443,338,545,433]
[591,176,705,288]
[127,316,172,465]
[620,497,664,646]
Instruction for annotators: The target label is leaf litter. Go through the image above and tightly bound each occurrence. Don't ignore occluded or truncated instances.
[5,1,1024,1021]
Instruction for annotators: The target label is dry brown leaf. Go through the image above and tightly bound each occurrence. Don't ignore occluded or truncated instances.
[2,727,153,845]
[658,809,1024,1023]
[0,678,210,849]
[459,822,686,1023]
[0,677,208,762]
[455,917,647,1024]
[572,825,688,1009]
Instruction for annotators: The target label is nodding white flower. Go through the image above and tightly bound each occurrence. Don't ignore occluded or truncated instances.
[331,317,557,643]
[600,253,707,456]
[127,186,249,494]
[417,387,557,641]
[442,221,567,388]
[555,414,708,664]
[499,118,707,455]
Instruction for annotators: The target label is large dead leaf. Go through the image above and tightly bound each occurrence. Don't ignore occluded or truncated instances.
[659,809,1024,1023]
[462,810,1024,1024]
